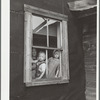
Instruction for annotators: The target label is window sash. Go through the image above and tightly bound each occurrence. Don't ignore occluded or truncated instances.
[32,46,63,51]
[24,4,69,86]
[32,17,61,48]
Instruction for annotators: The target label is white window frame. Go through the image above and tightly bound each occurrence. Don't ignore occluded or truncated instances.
[24,4,69,86]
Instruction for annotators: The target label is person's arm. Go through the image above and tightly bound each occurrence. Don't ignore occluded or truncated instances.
[31,60,38,70]
[36,63,46,79]
[32,60,38,63]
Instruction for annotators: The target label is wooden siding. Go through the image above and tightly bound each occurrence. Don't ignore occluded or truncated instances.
[10,0,86,100]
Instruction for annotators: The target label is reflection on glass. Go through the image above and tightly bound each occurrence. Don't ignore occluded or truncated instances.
[48,20,61,48]
[32,15,47,46]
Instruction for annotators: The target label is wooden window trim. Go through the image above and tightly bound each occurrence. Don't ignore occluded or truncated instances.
[26,79,69,87]
[24,4,69,86]
[24,4,68,21]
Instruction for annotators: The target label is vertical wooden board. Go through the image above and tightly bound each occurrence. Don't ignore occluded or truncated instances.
[10,0,64,14]
[10,53,24,97]
[10,12,19,53]
[24,12,33,83]
[62,21,69,80]
[17,14,24,53]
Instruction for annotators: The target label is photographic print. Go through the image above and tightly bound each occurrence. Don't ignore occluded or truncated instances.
[1,0,98,100]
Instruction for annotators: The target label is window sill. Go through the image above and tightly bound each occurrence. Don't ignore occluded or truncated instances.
[25,78,69,87]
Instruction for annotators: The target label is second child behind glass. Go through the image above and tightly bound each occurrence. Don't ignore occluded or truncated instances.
[31,48,38,79]
[48,50,60,78]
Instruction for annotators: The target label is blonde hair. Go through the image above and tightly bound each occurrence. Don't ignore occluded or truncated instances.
[38,51,46,60]
[38,51,45,55]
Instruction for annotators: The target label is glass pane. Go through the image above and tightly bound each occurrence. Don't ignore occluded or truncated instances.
[32,15,47,46]
[48,20,61,48]
[47,49,61,79]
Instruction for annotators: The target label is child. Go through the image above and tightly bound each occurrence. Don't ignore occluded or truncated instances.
[36,51,46,79]
[31,48,38,79]
[48,50,60,78]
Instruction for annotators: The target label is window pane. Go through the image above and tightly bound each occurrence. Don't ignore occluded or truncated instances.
[31,48,47,80]
[48,20,61,48]
[31,48,62,80]
[48,49,61,79]
[32,15,47,46]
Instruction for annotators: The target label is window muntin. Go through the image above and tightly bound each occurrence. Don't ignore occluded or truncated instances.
[24,4,69,86]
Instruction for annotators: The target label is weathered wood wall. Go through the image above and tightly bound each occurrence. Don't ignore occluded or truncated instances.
[10,0,86,100]
[82,14,96,70]
[82,14,96,100]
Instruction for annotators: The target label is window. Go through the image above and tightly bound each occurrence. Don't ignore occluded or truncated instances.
[24,4,69,86]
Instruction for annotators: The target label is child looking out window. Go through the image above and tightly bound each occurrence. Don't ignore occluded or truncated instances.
[31,48,38,79]
[48,50,60,78]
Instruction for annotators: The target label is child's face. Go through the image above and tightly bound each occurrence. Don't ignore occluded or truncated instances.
[54,51,60,59]
[32,49,37,57]
[38,53,46,62]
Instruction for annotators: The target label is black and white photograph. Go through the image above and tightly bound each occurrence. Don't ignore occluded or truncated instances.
[1,0,99,100]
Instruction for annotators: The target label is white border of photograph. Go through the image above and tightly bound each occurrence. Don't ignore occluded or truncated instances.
[1,0,10,100]
[1,0,99,100]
